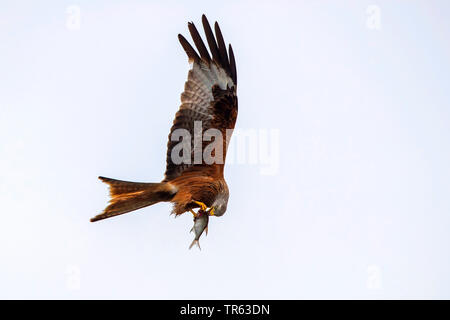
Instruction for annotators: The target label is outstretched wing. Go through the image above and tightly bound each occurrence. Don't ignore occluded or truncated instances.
[163,15,238,182]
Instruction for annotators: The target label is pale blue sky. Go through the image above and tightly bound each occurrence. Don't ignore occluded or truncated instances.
[1,0,450,299]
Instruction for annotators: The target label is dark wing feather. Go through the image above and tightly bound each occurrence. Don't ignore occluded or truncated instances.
[177,34,200,63]
[188,22,211,63]
[214,22,231,72]
[202,15,222,64]
[163,15,237,182]
[228,44,237,85]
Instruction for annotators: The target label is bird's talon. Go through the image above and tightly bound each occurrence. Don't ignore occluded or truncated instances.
[189,209,197,218]
[193,200,207,211]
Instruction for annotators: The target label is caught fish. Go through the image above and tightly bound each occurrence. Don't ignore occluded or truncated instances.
[189,210,209,250]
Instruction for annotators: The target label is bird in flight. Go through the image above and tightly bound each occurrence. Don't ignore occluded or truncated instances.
[91,15,238,249]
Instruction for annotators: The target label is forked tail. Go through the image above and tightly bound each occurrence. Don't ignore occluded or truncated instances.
[189,239,201,250]
[91,176,176,222]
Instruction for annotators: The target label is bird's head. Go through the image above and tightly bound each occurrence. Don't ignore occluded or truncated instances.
[210,202,227,216]
[210,192,229,217]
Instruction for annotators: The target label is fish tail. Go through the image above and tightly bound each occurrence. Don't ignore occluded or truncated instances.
[189,239,201,250]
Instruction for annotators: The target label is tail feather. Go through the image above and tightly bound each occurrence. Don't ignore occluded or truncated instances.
[91,177,176,222]
[98,176,160,196]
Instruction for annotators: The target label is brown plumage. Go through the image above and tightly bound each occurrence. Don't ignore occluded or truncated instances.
[91,15,237,225]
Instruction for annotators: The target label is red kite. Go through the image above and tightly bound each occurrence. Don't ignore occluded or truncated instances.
[91,15,238,245]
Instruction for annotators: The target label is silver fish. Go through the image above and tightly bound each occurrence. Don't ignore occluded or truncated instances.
[189,210,209,250]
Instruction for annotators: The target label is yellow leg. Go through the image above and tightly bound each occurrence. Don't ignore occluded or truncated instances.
[208,207,215,216]
[192,200,207,211]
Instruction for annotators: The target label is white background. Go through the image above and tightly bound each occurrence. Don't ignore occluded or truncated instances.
[1,0,450,299]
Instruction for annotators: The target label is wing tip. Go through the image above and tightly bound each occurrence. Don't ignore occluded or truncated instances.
[178,33,200,62]
[228,43,237,85]
[179,15,237,85]
[188,20,211,63]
